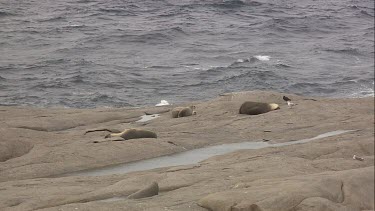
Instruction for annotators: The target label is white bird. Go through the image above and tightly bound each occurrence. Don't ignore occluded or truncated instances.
[287,101,295,108]
[283,96,296,108]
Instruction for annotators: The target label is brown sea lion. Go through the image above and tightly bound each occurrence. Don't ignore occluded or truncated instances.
[104,128,157,140]
[178,107,197,117]
[171,105,196,118]
[239,102,279,115]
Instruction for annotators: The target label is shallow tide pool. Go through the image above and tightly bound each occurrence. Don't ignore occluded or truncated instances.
[69,130,355,177]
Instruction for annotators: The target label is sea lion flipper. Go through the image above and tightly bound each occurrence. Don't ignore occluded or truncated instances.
[84,129,120,135]
[84,128,112,135]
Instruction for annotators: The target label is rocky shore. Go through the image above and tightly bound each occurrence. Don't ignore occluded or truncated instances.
[0,91,373,211]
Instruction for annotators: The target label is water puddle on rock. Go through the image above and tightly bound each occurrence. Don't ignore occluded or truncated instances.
[98,197,126,202]
[136,114,160,122]
[273,130,355,147]
[70,130,354,177]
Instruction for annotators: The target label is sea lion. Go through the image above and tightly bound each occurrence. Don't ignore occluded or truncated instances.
[104,128,157,140]
[171,105,196,118]
[239,102,279,115]
[178,107,197,118]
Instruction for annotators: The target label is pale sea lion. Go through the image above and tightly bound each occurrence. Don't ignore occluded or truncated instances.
[104,128,157,140]
[239,102,279,115]
[128,181,159,199]
[171,105,196,118]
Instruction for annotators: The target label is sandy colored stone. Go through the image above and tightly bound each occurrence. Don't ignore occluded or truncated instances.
[0,91,373,211]
[198,167,373,211]
[127,181,159,199]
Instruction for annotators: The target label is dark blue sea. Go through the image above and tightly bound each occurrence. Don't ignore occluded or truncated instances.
[0,0,374,108]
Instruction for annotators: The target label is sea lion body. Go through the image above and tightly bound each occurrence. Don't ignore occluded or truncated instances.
[171,107,183,118]
[171,105,196,118]
[239,102,279,115]
[105,128,157,140]
[178,107,196,117]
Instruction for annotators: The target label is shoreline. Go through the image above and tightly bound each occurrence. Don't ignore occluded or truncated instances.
[0,91,374,211]
[1,90,373,110]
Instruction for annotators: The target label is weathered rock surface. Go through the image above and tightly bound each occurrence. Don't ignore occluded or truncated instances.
[128,181,159,199]
[0,91,373,211]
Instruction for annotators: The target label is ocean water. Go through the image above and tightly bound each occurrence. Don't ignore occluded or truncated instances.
[0,0,373,108]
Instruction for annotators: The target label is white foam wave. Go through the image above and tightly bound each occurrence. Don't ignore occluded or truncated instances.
[347,82,374,98]
[193,65,222,71]
[254,55,271,61]
[236,58,247,63]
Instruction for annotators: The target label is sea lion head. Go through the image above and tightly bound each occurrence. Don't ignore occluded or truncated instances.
[269,103,280,110]
[192,111,197,115]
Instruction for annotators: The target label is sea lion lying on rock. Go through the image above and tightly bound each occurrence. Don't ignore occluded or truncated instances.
[104,128,157,140]
[171,105,197,118]
[239,102,279,115]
